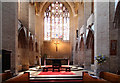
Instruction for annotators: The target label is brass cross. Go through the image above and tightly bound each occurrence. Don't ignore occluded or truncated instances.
[54,41,59,52]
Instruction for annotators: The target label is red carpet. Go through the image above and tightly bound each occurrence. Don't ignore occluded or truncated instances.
[45,65,69,67]
[38,71,76,75]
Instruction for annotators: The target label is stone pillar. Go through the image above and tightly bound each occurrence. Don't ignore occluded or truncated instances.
[118,29,120,74]
[0,2,2,83]
[109,2,119,73]
[2,2,18,74]
[83,1,92,70]
[18,2,29,70]
[29,4,35,34]
[19,2,29,28]
[72,16,78,65]
[77,3,85,66]
[94,1,110,75]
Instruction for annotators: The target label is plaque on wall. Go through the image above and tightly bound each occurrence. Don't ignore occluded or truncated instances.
[110,40,117,55]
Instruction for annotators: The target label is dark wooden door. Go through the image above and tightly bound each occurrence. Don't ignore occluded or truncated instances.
[2,50,11,72]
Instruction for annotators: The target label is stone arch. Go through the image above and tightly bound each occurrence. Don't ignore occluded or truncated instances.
[79,37,84,51]
[35,42,38,52]
[29,34,34,51]
[18,28,29,71]
[77,36,85,66]
[75,41,78,52]
[40,1,75,42]
[40,1,75,17]
[114,1,120,28]
[18,28,27,48]
[86,29,94,64]
[18,26,27,37]
[38,1,78,43]
[86,30,94,49]
[114,1,120,74]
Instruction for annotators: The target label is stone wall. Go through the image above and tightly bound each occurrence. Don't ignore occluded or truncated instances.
[1,1,120,75]
[17,2,39,71]
[113,1,120,73]
[94,2,110,75]
[84,49,92,70]
[43,41,71,59]
[29,4,35,34]
[78,50,84,66]
[73,40,79,65]
[118,29,120,73]
[2,2,18,73]
[73,2,93,69]
[35,11,43,51]
[18,2,29,28]
[0,1,2,78]
[73,1,119,75]
[73,3,85,65]
[72,1,120,75]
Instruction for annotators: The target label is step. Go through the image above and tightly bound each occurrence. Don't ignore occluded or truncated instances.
[30,75,82,78]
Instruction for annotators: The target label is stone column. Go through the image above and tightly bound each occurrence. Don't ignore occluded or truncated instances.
[94,1,110,75]
[72,15,78,65]
[83,1,92,70]
[19,2,29,70]
[2,2,18,74]
[118,29,120,74]
[0,2,2,83]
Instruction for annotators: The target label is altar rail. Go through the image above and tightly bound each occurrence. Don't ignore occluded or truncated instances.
[45,58,69,65]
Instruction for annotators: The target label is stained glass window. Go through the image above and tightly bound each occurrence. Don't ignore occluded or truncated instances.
[44,1,70,40]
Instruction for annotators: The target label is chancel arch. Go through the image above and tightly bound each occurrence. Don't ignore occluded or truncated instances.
[40,1,75,17]
[40,1,75,41]
[39,1,76,65]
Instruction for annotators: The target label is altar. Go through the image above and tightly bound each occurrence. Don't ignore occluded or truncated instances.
[44,58,69,65]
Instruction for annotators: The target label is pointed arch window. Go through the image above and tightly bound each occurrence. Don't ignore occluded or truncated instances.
[44,1,70,41]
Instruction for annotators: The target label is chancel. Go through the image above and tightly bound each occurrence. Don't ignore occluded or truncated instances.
[1,0,120,83]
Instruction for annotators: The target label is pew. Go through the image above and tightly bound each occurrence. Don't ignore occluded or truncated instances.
[83,72,109,83]
[99,72,120,83]
[0,70,12,82]
[5,72,29,83]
